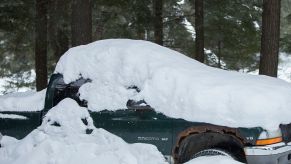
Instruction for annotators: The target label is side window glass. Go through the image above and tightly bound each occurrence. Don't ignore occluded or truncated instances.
[67,78,91,107]
[126,85,153,111]
[53,77,90,107]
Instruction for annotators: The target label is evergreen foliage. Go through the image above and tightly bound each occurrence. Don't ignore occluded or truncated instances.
[0,0,290,93]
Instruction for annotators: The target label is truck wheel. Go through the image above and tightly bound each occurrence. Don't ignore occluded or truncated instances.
[192,148,233,158]
[176,132,246,163]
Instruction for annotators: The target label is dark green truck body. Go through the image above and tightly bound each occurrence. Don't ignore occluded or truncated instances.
[0,73,284,163]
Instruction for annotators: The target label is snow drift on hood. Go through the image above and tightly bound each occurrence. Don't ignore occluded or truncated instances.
[0,98,166,164]
[55,39,291,130]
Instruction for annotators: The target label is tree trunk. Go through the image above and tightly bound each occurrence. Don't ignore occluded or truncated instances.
[55,29,69,60]
[71,0,92,47]
[195,0,204,63]
[35,0,48,91]
[153,0,163,45]
[48,0,69,62]
[95,18,104,40]
[137,28,145,40]
[259,0,281,77]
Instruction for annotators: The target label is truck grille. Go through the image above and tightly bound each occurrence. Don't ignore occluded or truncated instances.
[280,124,291,143]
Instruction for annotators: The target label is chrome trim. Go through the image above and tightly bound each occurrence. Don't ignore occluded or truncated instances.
[164,155,174,164]
[244,142,291,156]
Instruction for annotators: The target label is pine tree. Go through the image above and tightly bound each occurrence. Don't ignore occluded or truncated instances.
[0,0,36,92]
[71,0,92,46]
[48,0,70,62]
[35,0,48,91]
[259,0,281,77]
[195,0,204,63]
[153,0,163,45]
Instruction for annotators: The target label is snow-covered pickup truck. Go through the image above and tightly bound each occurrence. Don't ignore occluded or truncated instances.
[2,39,291,164]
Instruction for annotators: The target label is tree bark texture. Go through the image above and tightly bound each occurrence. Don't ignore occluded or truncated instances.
[259,0,281,77]
[195,0,204,63]
[35,0,48,91]
[71,0,92,47]
[153,0,163,45]
[48,0,69,62]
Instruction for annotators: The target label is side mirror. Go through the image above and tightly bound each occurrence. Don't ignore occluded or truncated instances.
[126,100,152,110]
[127,100,155,119]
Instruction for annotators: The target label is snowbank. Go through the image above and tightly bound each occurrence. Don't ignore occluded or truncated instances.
[0,98,166,164]
[0,136,18,147]
[278,52,291,82]
[0,89,45,112]
[246,52,291,82]
[55,39,291,130]
[185,156,243,164]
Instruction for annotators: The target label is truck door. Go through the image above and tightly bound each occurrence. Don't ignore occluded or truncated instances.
[90,104,173,156]
[0,111,42,139]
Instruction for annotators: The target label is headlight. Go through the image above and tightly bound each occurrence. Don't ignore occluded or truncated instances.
[256,129,282,146]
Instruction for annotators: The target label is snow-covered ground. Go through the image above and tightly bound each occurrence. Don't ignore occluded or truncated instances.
[0,89,45,112]
[0,98,242,164]
[0,99,167,164]
[245,52,291,82]
[0,95,243,164]
[277,52,291,82]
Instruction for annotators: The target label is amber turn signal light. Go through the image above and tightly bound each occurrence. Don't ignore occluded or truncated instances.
[256,137,283,146]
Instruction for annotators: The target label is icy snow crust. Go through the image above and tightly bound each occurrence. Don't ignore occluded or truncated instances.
[55,39,291,130]
[0,99,166,164]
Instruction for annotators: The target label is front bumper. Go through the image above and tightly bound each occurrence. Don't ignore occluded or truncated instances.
[245,142,291,164]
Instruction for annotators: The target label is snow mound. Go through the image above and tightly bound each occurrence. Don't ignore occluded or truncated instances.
[55,39,291,130]
[185,156,244,164]
[278,52,291,82]
[0,98,166,164]
[0,136,18,147]
[0,89,45,112]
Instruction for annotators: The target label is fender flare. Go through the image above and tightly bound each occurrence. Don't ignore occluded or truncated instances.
[172,125,246,161]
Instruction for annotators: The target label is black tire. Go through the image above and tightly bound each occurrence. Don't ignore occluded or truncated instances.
[177,132,246,164]
[193,148,233,159]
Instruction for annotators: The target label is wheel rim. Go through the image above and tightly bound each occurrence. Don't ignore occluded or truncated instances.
[192,149,232,159]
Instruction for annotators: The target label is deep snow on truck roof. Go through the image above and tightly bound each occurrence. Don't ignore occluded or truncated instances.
[54,39,291,130]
